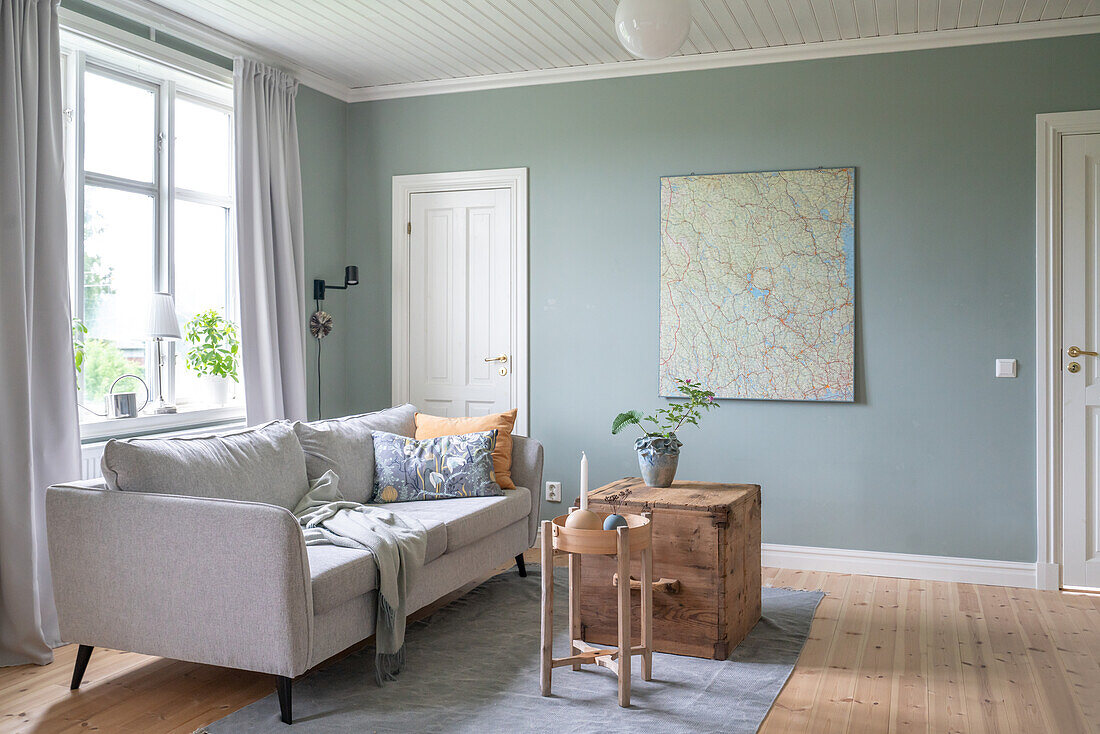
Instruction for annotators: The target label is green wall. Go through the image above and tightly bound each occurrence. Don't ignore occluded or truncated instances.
[297,86,349,420]
[345,34,1100,563]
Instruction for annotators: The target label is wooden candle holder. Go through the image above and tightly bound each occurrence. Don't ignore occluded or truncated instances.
[540,509,654,707]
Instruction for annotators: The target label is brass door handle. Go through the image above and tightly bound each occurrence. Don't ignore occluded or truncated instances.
[1068,346,1098,358]
[483,354,509,363]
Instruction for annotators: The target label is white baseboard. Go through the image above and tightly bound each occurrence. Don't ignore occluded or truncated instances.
[533,529,1043,588]
[763,543,1039,589]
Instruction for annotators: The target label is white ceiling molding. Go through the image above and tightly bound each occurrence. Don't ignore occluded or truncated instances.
[71,0,1100,104]
[59,8,233,88]
[348,16,1100,102]
[84,0,351,100]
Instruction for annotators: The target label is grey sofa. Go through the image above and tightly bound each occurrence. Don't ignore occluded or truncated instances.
[45,404,543,725]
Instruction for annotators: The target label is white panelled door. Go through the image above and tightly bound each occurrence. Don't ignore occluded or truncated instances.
[407,188,515,419]
[1062,133,1100,588]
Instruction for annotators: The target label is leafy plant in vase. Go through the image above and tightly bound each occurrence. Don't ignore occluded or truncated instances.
[184,309,240,405]
[611,378,719,488]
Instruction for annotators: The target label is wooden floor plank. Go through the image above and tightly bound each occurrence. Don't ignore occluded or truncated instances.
[955,582,1011,733]
[970,584,1015,733]
[761,571,853,733]
[806,572,876,733]
[1029,585,1100,732]
[926,580,968,733]
[892,578,931,734]
[974,584,1057,734]
[847,576,897,733]
[1006,585,1092,733]
[4,565,1099,734]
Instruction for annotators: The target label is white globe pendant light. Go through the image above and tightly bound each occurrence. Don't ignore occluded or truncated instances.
[614,0,692,60]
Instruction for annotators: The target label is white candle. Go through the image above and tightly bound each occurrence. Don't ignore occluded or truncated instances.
[580,452,589,510]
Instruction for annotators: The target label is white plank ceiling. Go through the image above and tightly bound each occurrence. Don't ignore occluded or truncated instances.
[123,0,1099,95]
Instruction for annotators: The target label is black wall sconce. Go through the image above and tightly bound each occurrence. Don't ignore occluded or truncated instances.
[313,265,359,301]
[310,265,359,419]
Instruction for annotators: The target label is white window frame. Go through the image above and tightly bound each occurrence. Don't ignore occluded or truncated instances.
[61,26,242,442]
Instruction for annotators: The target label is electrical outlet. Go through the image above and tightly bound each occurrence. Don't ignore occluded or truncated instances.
[545,481,562,502]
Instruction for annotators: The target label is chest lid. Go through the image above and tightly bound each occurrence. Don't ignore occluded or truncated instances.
[587,478,759,516]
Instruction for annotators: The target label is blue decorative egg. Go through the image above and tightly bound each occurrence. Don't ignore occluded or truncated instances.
[603,514,628,531]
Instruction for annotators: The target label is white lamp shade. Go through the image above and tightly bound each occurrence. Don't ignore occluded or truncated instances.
[148,292,182,339]
[614,0,692,60]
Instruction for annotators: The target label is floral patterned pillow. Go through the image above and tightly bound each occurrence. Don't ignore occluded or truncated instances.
[370,429,503,503]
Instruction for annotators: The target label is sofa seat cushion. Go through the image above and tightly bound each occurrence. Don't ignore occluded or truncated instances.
[100,420,309,510]
[307,514,447,614]
[294,404,417,504]
[382,487,531,554]
[306,489,529,613]
[308,545,379,614]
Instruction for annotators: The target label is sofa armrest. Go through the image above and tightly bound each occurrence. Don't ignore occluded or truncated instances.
[46,484,313,678]
[510,435,544,548]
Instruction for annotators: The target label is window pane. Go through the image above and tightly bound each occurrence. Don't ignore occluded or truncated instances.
[174,199,236,408]
[175,98,230,195]
[83,71,156,183]
[80,186,154,415]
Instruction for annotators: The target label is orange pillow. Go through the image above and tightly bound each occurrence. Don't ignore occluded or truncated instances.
[414,409,518,490]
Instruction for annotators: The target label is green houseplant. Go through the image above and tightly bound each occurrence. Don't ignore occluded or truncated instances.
[611,378,719,487]
[72,317,87,381]
[184,309,239,405]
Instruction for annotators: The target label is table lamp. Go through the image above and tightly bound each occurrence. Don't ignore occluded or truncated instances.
[148,292,181,414]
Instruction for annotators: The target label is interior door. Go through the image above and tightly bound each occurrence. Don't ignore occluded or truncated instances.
[407,188,514,418]
[1062,133,1100,588]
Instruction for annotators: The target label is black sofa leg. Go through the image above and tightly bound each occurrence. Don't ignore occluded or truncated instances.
[515,554,527,577]
[277,675,293,724]
[70,645,93,690]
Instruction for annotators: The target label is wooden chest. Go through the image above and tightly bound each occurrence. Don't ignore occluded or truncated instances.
[577,479,761,659]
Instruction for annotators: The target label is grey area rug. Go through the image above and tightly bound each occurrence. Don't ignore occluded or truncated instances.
[202,568,823,734]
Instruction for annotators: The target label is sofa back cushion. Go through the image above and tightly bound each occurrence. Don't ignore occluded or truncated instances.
[293,404,417,504]
[100,420,309,510]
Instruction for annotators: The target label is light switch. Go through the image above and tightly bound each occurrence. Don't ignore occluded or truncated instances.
[996,359,1017,378]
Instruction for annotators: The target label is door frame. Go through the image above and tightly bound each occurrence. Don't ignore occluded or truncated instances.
[391,167,529,435]
[1035,111,1100,590]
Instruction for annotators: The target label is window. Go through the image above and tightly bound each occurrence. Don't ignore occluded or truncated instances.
[62,34,240,437]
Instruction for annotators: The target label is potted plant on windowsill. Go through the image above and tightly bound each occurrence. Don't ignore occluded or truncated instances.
[184,309,240,406]
[611,378,719,488]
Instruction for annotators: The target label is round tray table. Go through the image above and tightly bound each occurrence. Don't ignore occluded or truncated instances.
[539,509,654,707]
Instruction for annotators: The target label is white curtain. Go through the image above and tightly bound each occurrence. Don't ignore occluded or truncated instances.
[233,58,307,424]
[0,0,81,667]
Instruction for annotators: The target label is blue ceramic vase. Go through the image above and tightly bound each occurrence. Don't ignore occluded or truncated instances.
[603,513,628,530]
[635,434,682,488]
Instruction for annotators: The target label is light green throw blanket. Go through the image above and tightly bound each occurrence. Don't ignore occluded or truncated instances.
[293,471,427,683]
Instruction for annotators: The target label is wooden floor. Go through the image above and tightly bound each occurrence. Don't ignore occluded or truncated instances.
[758,568,1100,734]
[2,559,1098,733]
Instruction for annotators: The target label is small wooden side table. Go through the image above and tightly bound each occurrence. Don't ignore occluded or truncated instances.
[540,510,654,707]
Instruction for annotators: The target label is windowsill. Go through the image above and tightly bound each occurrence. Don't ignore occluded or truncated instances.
[79,405,245,443]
